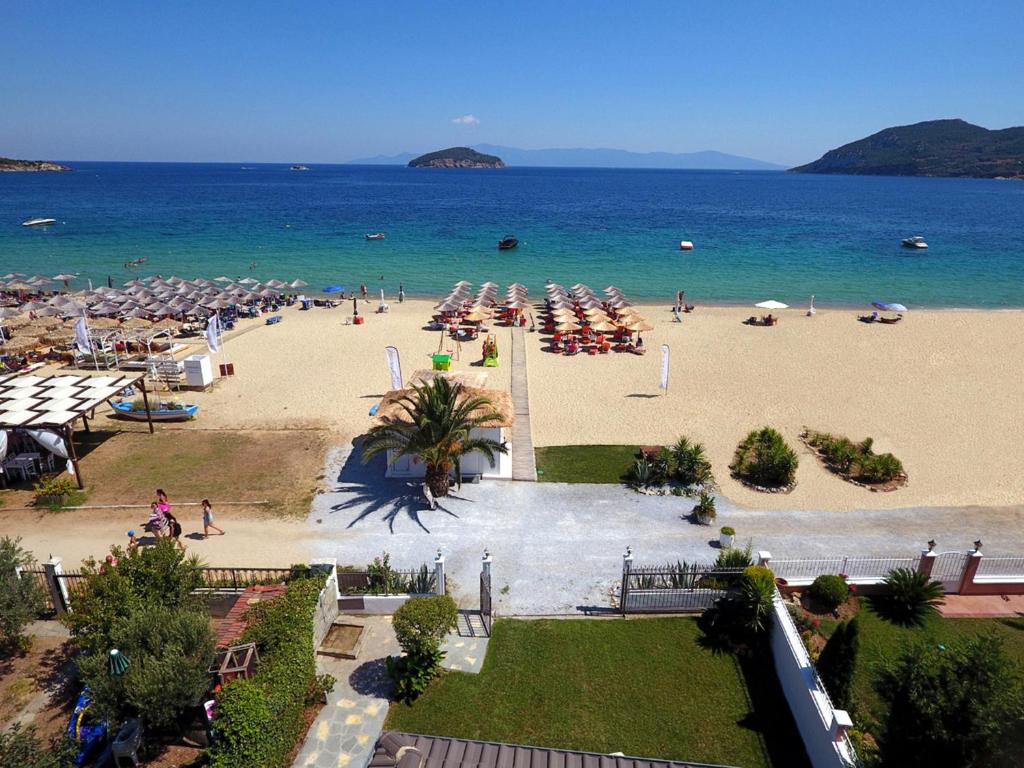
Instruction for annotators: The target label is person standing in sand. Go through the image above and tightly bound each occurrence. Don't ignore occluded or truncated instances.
[201,499,225,539]
[399,283,405,303]
[360,284,368,301]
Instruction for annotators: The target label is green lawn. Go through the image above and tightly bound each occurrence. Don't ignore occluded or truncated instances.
[535,445,640,483]
[834,602,1024,727]
[386,618,809,768]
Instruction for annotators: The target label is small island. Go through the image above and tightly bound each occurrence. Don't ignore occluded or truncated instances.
[0,157,71,173]
[790,119,1024,179]
[408,147,505,168]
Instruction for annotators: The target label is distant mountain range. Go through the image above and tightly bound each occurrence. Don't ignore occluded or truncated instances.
[347,144,783,170]
[791,119,1024,179]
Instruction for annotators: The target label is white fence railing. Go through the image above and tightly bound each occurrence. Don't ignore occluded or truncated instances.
[976,557,1024,578]
[771,557,917,583]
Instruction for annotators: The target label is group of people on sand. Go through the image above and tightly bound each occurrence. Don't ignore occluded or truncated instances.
[127,489,225,550]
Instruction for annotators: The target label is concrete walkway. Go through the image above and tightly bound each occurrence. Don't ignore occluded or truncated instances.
[939,594,1024,618]
[509,328,536,481]
[293,616,399,768]
[312,446,1024,616]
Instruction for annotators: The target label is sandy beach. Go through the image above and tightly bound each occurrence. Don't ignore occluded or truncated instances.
[154,297,1024,512]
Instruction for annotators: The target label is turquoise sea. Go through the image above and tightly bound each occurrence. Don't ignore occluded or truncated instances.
[1,162,1022,307]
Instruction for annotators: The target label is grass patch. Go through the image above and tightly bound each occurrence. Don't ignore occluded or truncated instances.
[386,617,808,768]
[834,601,1024,728]
[535,445,639,483]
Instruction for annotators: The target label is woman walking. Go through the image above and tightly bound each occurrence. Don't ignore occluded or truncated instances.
[201,499,225,538]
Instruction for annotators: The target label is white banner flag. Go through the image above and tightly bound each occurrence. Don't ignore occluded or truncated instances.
[384,346,402,390]
[206,314,221,353]
[659,344,670,391]
[74,317,92,354]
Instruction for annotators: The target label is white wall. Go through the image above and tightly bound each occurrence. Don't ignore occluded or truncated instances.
[385,426,511,480]
[769,593,859,768]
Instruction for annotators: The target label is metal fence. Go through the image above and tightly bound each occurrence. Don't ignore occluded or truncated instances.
[196,566,296,593]
[19,569,56,614]
[976,556,1024,578]
[770,556,917,583]
[621,562,747,614]
[337,565,436,595]
[480,571,493,635]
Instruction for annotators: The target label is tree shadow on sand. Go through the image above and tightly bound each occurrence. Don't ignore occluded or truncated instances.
[326,441,466,534]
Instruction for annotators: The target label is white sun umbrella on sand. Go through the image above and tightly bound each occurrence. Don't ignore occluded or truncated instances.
[213,276,231,282]
[265,279,286,289]
[19,300,49,312]
[289,279,308,289]
[238,277,259,285]
[755,300,789,310]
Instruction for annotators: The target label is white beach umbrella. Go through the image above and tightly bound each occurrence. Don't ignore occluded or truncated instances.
[288,279,309,289]
[755,300,789,310]
[239,277,259,285]
[214,276,231,282]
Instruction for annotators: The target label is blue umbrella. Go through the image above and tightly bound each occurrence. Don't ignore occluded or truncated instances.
[322,285,345,294]
[872,301,908,312]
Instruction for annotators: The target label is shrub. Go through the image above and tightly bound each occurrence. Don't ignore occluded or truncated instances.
[731,427,798,489]
[367,552,404,595]
[816,617,859,709]
[720,526,735,536]
[715,542,753,569]
[807,574,850,611]
[33,474,81,508]
[0,536,44,653]
[701,564,776,647]
[389,595,458,703]
[210,575,325,768]
[77,603,215,730]
[0,724,76,768]
[806,430,904,484]
[876,568,945,626]
[875,634,1024,768]
[626,455,664,489]
[671,437,714,488]
[692,491,716,523]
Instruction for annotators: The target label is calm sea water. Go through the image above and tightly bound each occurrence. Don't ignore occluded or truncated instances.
[1,162,1022,307]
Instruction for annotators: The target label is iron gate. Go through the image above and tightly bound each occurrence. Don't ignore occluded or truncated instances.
[931,551,969,592]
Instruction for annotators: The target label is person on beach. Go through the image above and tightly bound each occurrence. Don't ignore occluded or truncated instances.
[398,283,405,303]
[156,488,169,509]
[165,510,185,550]
[147,502,167,538]
[675,290,683,312]
[360,284,368,301]
[127,529,138,550]
[201,499,225,538]
[672,305,682,322]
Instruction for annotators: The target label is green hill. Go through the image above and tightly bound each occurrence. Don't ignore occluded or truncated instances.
[408,147,505,168]
[790,119,1024,178]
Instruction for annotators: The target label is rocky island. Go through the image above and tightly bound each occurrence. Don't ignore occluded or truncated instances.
[790,119,1024,179]
[0,157,71,172]
[408,147,505,168]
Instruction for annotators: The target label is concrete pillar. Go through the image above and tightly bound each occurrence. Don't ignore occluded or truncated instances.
[43,556,70,615]
[918,548,938,578]
[434,549,446,596]
[958,547,984,595]
[621,546,634,617]
[481,549,492,580]
[757,551,773,568]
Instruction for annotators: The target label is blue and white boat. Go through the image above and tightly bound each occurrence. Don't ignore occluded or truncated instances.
[110,400,199,421]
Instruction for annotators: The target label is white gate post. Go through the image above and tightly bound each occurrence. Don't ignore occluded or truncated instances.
[44,556,71,614]
[482,549,492,580]
[434,549,446,596]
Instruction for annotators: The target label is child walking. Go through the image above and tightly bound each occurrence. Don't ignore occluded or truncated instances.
[201,499,225,538]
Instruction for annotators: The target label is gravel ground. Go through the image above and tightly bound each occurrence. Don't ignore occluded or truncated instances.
[309,445,1024,616]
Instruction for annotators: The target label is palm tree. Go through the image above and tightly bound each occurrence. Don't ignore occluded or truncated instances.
[362,377,508,497]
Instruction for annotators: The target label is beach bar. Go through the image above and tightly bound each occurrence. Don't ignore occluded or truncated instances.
[0,371,153,488]
[371,383,514,481]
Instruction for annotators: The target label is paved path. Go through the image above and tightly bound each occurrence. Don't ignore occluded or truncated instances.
[312,446,1024,616]
[509,328,536,481]
[294,616,399,768]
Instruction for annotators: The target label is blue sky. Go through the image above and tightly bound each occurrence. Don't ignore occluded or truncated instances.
[2,1,1021,166]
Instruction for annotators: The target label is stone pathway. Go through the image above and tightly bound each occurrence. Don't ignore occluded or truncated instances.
[293,616,399,768]
[441,627,489,674]
[509,328,537,481]
[939,594,1024,618]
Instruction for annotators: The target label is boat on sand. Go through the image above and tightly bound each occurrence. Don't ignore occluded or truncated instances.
[110,400,198,422]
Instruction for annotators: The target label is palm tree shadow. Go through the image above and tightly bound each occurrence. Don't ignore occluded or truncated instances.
[328,442,464,534]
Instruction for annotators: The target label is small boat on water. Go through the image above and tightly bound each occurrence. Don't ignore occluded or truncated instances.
[901,236,928,249]
[365,232,386,240]
[290,165,310,171]
[679,240,694,251]
[498,235,519,250]
[22,217,56,227]
[110,400,199,422]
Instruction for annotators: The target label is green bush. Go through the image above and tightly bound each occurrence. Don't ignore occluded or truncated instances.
[806,430,904,484]
[715,542,753,569]
[720,526,735,536]
[0,536,44,653]
[0,724,76,768]
[77,604,215,730]
[210,575,325,768]
[875,634,1024,768]
[692,491,716,522]
[389,595,458,704]
[876,568,945,626]
[817,617,859,709]
[671,437,714,488]
[807,574,850,611]
[731,427,798,489]
[626,454,665,489]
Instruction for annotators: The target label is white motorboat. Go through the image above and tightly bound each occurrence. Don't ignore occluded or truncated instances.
[22,217,56,227]
[679,240,694,251]
[901,236,928,249]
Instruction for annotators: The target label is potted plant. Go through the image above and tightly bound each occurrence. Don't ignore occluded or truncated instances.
[34,474,77,508]
[692,491,716,525]
[720,526,736,548]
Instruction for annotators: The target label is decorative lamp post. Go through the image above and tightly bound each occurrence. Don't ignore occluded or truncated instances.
[108,648,130,677]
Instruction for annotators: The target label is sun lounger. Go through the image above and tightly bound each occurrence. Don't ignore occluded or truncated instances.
[265,315,283,325]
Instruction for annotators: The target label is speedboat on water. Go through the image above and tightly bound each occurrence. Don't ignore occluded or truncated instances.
[365,232,386,240]
[901,236,928,249]
[498,235,519,250]
[22,217,56,227]
[290,165,310,171]
[679,240,694,251]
